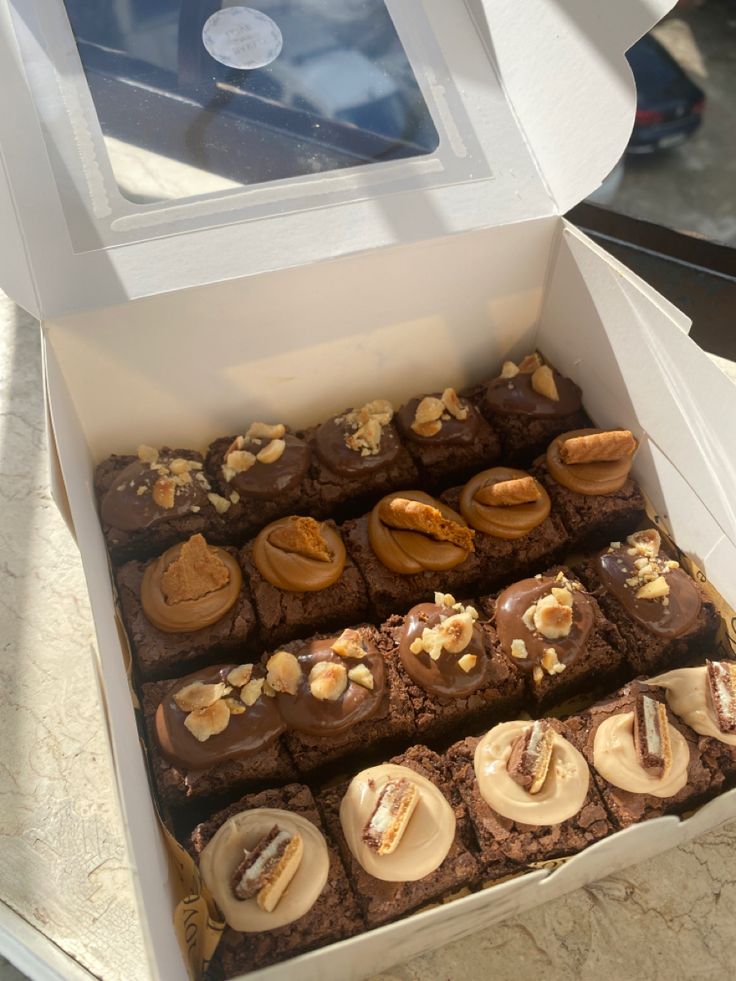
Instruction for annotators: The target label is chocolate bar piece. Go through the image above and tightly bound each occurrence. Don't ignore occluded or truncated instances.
[362,777,419,855]
[506,720,555,794]
[706,660,736,734]
[633,693,672,779]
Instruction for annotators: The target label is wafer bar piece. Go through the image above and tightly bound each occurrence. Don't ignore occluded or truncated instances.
[378,498,475,551]
[231,825,304,912]
[633,693,672,778]
[706,660,736,735]
[362,777,419,855]
[560,430,636,464]
[507,720,555,795]
[474,476,542,507]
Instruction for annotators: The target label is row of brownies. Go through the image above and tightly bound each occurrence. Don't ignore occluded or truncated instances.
[117,421,649,682]
[143,528,720,812]
[188,657,736,977]
[95,351,595,564]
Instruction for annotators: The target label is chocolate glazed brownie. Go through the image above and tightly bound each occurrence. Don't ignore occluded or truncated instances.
[577,529,720,675]
[317,745,479,928]
[300,399,419,517]
[467,351,590,465]
[189,784,363,976]
[95,445,226,563]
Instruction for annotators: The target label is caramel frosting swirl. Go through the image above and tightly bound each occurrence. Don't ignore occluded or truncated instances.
[495,575,593,676]
[399,601,489,698]
[595,543,701,639]
[141,541,242,633]
[200,808,328,932]
[460,467,550,539]
[474,721,590,825]
[253,518,346,592]
[593,712,690,797]
[368,491,473,575]
[271,634,386,736]
[484,368,582,418]
[649,666,736,747]
[547,429,636,495]
[155,664,285,771]
[339,763,455,882]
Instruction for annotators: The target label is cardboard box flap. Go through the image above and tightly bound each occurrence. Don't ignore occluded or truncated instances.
[0,0,674,318]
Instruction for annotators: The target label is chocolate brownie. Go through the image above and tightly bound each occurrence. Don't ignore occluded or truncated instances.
[300,401,419,519]
[95,447,226,563]
[564,681,719,827]
[262,626,417,776]
[441,478,569,594]
[240,519,370,646]
[189,784,363,976]
[446,720,613,871]
[116,540,257,681]
[205,427,319,542]
[317,745,480,927]
[394,389,501,489]
[467,353,590,465]
[141,664,296,808]
[478,567,627,710]
[342,492,481,619]
[577,532,720,675]
[380,598,524,741]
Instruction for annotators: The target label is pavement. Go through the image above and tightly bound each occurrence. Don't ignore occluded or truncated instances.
[608,1,736,246]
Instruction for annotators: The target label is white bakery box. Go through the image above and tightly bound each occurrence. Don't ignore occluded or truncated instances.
[1,0,735,978]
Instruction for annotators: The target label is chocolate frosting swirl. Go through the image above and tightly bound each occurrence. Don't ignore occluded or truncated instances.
[224,434,310,498]
[396,394,480,446]
[368,491,472,575]
[595,545,701,639]
[484,369,582,418]
[101,457,211,532]
[399,602,489,697]
[253,519,346,592]
[314,414,400,477]
[141,540,242,633]
[547,429,635,495]
[495,576,594,674]
[155,665,285,771]
[271,634,386,736]
[460,467,551,539]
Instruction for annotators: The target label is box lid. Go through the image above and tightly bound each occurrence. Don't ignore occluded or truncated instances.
[0,0,675,319]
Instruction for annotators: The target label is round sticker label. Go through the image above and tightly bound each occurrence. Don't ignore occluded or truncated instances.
[202,6,283,71]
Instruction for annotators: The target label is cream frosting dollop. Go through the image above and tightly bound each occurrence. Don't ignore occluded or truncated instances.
[339,763,455,882]
[649,666,736,747]
[199,808,328,932]
[473,720,590,825]
[593,712,690,797]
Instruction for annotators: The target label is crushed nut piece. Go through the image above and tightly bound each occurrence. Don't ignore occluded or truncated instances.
[183,700,231,741]
[550,587,573,607]
[169,458,193,476]
[413,396,445,427]
[531,364,559,402]
[174,680,230,712]
[331,628,366,660]
[378,497,475,551]
[160,534,230,604]
[309,661,348,701]
[346,417,383,456]
[136,485,148,496]
[224,697,246,715]
[268,516,333,561]
[533,593,573,639]
[510,639,529,660]
[245,422,286,442]
[262,680,276,698]
[208,492,232,515]
[348,664,374,690]
[225,449,257,476]
[152,476,176,509]
[518,352,544,373]
[266,651,302,696]
[227,664,253,688]
[241,678,265,706]
[541,647,566,675]
[636,576,670,600]
[441,387,469,420]
[411,419,443,438]
[409,609,476,661]
[458,653,478,673]
[533,665,544,684]
[257,439,286,465]
[137,444,159,464]
[626,529,661,558]
[434,591,457,608]
[500,361,520,379]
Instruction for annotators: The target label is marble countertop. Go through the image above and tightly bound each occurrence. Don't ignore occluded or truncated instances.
[1,290,735,981]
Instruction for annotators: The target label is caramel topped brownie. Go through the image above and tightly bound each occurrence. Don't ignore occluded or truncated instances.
[381,594,523,738]
[534,427,646,550]
[302,399,419,517]
[240,517,369,645]
[395,388,501,486]
[116,534,257,680]
[578,529,720,674]
[95,445,226,562]
[470,352,589,464]
[484,568,626,708]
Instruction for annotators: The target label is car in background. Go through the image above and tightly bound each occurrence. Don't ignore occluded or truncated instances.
[626,34,705,153]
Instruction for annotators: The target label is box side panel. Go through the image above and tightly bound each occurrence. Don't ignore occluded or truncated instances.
[538,224,736,604]
[42,336,186,981]
[44,218,557,458]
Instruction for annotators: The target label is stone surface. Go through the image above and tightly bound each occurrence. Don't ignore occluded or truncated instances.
[0,289,735,981]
